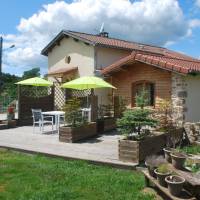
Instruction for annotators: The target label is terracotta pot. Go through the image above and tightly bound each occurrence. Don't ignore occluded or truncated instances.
[171,152,186,170]
[145,162,156,178]
[154,168,172,187]
[163,147,173,163]
[165,175,185,197]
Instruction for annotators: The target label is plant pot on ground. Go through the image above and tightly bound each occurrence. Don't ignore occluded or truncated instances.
[171,152,187,170]
[163,147,175,163]
[145,155,167,178]
[165,175,185,197]
[154,164,172,187]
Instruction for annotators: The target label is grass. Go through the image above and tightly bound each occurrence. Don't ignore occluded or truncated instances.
[179,145,200,155]
[0,150,155,200]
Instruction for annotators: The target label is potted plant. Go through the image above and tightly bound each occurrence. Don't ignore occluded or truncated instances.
[7,105,16,128]
[163,147,175,163]
[154,164,172,187]
[59,98,97,143]
[171,151,187,170]
[165,175,185,197]
[7,106,15,121]
[145,155,167,178]
[117,90,166,163]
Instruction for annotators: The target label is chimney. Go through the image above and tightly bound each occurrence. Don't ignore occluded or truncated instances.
[99,32,109,38]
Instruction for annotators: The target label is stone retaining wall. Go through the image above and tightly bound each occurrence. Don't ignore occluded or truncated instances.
[184,122,200,143]
[171,73,187,127]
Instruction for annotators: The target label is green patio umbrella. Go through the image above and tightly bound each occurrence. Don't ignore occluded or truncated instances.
[15,77,53,87]
[61,76,116,90]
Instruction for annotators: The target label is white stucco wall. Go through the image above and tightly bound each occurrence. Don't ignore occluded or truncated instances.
[94,47,131,105]
[48,37,95,77]
[95,47,130,69]
[185,75,200,122]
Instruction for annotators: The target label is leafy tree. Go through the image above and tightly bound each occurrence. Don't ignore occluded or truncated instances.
[0,73,20,97]
[22,67,40,79]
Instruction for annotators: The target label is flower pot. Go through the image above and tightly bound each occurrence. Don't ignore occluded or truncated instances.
[154,168,172,187]
[165,175,185,197]
[163,147,173,163]
[171,152,186,170]
[145,161,157,178]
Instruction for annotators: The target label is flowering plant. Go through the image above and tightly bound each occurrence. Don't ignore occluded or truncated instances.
[7,106,15,114]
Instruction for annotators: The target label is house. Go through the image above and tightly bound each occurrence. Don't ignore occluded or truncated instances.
[41,30,200,125]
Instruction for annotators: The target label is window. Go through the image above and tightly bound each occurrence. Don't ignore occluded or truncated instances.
[132,81,155,107]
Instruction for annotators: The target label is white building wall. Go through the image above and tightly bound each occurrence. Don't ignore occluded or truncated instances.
[95,47,131,105]
[48,37,95,77]
[185,75,200,122]
[95,47,130,69]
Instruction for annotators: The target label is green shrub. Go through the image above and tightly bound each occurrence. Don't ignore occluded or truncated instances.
[157,164,171,174]
[117,89,157,140]
[117,108,157,139]
[63,97,86,127]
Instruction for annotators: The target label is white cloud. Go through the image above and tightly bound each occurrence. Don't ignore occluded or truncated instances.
[196,0,200,7]
[189,19,200,28]
[3,0,194,74]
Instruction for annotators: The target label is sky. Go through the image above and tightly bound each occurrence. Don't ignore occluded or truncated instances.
[1,0,200,76]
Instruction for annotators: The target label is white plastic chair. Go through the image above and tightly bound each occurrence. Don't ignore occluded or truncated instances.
[31,109,54,133]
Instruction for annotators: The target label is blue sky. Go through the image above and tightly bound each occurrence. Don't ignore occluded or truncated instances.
[1,0,200,76]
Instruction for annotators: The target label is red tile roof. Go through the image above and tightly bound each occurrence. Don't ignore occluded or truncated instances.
[41,30,167,56]
[41,30,200,75]
[102,51,200,75]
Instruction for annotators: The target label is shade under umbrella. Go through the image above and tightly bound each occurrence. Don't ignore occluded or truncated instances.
[15,77,53,87]
[61,76,116,90]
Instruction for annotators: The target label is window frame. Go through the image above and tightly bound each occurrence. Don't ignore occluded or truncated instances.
[131,80,155,107]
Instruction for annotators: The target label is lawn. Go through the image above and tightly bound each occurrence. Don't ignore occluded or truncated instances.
[0,150,155,200]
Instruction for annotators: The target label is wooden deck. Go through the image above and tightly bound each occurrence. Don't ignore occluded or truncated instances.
[0,126,137,169]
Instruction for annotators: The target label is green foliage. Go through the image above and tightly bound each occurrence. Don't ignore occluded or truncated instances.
[185,159,200,173]
[135,89,149,109]
[0,73,20,97]
[177,145,200,155]
[117,109,157,139]
[117,96,127,117]
[0,150,155,200]
[157,164,171,174]
[63,97,85,127]
[22,67,40,79]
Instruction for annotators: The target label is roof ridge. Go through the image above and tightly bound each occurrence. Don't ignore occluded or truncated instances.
[66,30,167,50]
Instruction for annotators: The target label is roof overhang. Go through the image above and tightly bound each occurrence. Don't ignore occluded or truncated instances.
[48,66,78,77]
[101,52,194,76]
[41,30,96,56]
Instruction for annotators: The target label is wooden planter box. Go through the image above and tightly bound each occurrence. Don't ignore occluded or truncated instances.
[7,120,17,128]
[0,121,8,130]
[119,132,166,163]
[59,122,97,143]
[104,117,116,132]
[97,117,116,133]
[0,120,17,129]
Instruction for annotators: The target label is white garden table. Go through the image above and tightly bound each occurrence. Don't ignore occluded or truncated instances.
[42,111,65,134]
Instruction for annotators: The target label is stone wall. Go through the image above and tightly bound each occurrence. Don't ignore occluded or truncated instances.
[184,122,200,143]
[171,73,200,143]
[171,73,187,126]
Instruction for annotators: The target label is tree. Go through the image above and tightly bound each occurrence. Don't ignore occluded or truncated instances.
[22,67,40,79]
[117,89,157,140]
[0,73,20,97]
